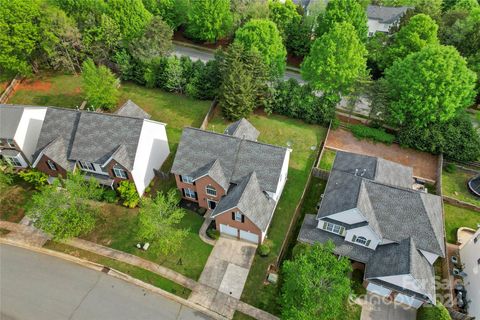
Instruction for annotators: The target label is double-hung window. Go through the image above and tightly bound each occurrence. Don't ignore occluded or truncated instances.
[5,155,22,167]
[79,161,95,171]
[324,222,344,235]
[206,185,216,196]
[355,236,368,246]
[47,160,57,171]
[234,212,243,222]
[181,175,194,184]
[113,166,127,179]
[184,188,196,199]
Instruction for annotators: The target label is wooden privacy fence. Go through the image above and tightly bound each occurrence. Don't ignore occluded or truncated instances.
[0,76,22,104]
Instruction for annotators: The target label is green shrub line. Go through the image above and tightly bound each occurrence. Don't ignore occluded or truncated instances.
[349,124,395,145]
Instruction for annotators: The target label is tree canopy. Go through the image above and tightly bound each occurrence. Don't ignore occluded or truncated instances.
[129,16,173,62]
[268,0,302,40]
[137,189,188,255]
[82,58,119,110]
[302,22,367,95]
[281,241,353,320]
[234,19,286,78]
[104,0,152,41]
[383,44,477,128]
[185,0,233,42]
[316,0,368,42]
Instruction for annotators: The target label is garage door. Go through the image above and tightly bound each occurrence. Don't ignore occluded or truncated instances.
[220,224,238,237]
[395,294,424,309]
[239,230,259,244]
[367,283,392,298]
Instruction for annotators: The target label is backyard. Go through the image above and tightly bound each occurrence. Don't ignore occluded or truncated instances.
[442,168,480,207]
[208,109,328,315]
[443,203,480,243]
[0,178,33,223]
[318,149,337,171]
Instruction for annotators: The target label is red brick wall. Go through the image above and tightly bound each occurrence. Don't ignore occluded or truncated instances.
[104,160,133,188]
[35,154,67,178]
[175,174,226,210]
[175,174,199,203]
[215,208,263,243]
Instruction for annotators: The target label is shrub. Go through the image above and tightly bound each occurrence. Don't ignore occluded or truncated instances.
[18,169,48,189]
[102,189,118,203]
[206,229,220,240]
[292,242,309,258]
[417,302,451,320]
[117,181,140,208]
[350,124,395,145]
[258,243,271,257]
[444,163,457,174]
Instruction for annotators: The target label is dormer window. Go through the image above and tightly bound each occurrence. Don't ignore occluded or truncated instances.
[47,160,57,171]
[352,235,371,247]
[206,185,216,196]
[323,222,345,235]
[78,161,95,171]
[181,175,194,184]
[113,166,127,179]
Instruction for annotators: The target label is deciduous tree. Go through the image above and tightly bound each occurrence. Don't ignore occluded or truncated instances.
[268,0,301,40]
[137,189,188,255]
[234,19,286,78]
[185,0,233,42]
[384,44,477,128]
[129,16,173,62]
[82,58,119,110]
[105,0,152,41]
[281,241,353,320]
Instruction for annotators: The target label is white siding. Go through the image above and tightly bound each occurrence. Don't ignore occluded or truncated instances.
[419,250,439,265]
[395,294,424,309]
[345,225,381,249]
[326,208,366,225]
[14,107,47,163]
[376,274,431,300]
[367,19,391,35]
[272,149,290,201]
[459,229,480,319]
[131,120,170,196]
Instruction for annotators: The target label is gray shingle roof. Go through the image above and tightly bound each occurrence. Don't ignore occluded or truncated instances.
[299,214,375,263]
[68,112,143,171]
[0,105,24,139]
[171,128,287,194]
[116,100,151,119]
[191,159,230,191]
[367,5,411,24]
[211,172,276,232]
[34,108,145,171]
[0,149,20,156]
[224,118,260,141]
[365,238,435,302]
[40,137,74,171]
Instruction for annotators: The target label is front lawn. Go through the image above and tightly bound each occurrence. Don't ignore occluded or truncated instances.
[208,109,327,315]
[319,149,336,171]
[44,241,191,298]
[83,202,212,280]
[442,168,480,207]
[0,178,33,223]
[443,203,480,243]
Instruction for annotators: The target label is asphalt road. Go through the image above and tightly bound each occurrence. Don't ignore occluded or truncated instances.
[0,244,212,320]
[173,43,304,83]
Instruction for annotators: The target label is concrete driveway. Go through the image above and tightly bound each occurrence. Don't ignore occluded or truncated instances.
[188,237,256,318]
[360,293,417,320]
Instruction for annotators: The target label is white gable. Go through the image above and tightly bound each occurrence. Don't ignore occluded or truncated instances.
[325,208,366,225]
[14,107,47,162]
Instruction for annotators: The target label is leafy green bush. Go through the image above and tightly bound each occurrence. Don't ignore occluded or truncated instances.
[444,163,457,174]
[350,124,395,145]
[417,302,452,320]
[206,229,219,240]
[117,181,140,208]
[0,161,14,186]
[258,244,271,257]
[18,169,48,189]
[102,189,118,203]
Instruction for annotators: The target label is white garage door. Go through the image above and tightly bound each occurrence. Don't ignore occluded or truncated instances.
[395,294,424,309]
[367,283,392,298]
[239,230,259,244]
[220,224,238,237]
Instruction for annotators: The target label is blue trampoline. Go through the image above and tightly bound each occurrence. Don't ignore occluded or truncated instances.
[468,175,480,197]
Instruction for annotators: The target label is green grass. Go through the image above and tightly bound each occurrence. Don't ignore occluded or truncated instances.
[83,202,212,280]
[44,241,191,299]
[319,149,336,171]
[0,178,33,223]
[442,169,480,207]
[208,110,328,315]
[443,203,480,243]
[232,311,256,320]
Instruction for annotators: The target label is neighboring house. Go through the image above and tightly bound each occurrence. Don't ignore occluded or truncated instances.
[459,228,480,319]
[0,105,47,168]
[171,119,290,244]
[28,100,169,195]
[299,151,445,308]
[367,5,411,36]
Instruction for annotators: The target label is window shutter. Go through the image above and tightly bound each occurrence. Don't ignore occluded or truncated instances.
[241,214,245,223]
[179,175,183,182]
[193,180,196,186]
[352,235,357,242]
[322,222,327,230]
[194,192,198,200]
[366,240,371,246]
[182,189,186,197]
[232,212,235,220]
[340,226,345,235]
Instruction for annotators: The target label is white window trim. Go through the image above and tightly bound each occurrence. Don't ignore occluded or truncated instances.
[6,139,15,148]
[355,236,368,246]
[184,188,196,199]
[181,175,194,184]
[79,161,95,171]
[325,222,344,235]
[206,185,217,196]
[113,166,127,179]
[47,160,57,171]
[4,155,22,167]
[235,212,242,222]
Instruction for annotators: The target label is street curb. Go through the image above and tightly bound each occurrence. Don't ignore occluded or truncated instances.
[0,239,227,320]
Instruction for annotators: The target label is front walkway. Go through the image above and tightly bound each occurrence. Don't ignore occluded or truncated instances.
[360,293,417,320]
[189,237,257,319]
